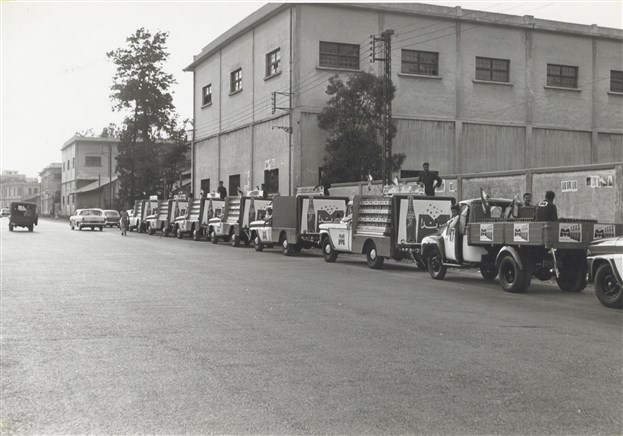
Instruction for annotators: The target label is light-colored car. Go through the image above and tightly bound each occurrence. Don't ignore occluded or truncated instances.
[103,210,121,228]
[587,237,623,309]
[69,208,105,231]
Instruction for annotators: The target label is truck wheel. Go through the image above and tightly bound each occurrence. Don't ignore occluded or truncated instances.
[99,226,103,231]
[594,263,622,309]
[365,242,384,269]
[479,261,497,281]
[177,228,183,239]
[243,234,252,246]
[557,259,588,293]
[427,247,447,280]
[28,225,34,232]
[193,229,201,241]
[254,235,264,252]
[9,224,13,232]
[322,238,338,263]
[498,255,528,293]
[281,235,295,256]
[231,234,240,247]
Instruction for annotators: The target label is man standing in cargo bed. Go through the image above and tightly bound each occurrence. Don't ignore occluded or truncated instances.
[417,162,443,196]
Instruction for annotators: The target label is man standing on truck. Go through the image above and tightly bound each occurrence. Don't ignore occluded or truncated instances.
[417,162,443,196]
[217,181,227,200]
[535,190,558,221]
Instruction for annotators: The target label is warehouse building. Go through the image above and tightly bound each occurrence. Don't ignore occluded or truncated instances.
[184,3,623,196]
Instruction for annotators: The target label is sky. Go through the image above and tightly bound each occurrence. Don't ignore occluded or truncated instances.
[1,1,622,179]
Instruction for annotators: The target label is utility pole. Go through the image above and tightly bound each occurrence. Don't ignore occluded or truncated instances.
[371,29,394,187]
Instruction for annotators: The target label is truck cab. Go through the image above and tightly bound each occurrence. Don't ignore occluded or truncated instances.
[175,197,202,239]
[197,193,225,241]
[209,194,273,245]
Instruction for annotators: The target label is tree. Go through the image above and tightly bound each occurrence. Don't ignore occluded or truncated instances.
[107,28,184,206]
[317,71,405,184]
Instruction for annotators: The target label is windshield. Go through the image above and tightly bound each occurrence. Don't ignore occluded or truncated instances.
[81,210,102,216]
[104,211,119,217]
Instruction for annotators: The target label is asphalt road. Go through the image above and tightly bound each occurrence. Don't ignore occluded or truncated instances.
[1,217,621,435]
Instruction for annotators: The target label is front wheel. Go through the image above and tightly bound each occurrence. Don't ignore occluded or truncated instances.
[557,254,588,293]
[281,235,295,256]
[594,263,622,309]
[254,235,264,252]
[28,225,34,232]
[480,261,497,281]
[365,242,384,269]
[427,247,447,280]
[322,238,338,263]
[498,255,529,293]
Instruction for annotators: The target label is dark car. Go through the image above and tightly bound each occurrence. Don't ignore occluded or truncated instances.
[8,202,38,232]
[587,237,623,309]
[103,210,121,228]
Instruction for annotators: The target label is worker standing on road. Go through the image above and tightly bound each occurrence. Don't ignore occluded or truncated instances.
[417,162,443,196]
[120,210,129,236]
[535,191,558,221]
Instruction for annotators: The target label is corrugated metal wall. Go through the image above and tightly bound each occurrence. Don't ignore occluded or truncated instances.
[461,124,526,173]
[395,119,455,175]
[532,128,592,167]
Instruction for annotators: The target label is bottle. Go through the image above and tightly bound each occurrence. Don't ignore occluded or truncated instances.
[248,198,256,225]
[307,196,316,233]
[406,196,417,243]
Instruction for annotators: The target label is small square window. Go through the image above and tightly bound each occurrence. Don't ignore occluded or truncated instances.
[202,84,212,106]
[266,48,281,77]
[230,68,242,93]
[547,63,578,89]
[401,49,439,76]
[475,56,510,82]
[85,156,102,167]
[610,70,623,93]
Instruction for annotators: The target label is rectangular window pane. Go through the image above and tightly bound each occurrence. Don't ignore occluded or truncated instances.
[401,49,439,76]
[547,63,577,88]
[319,41,359,70]
[230,69,242,93]
[611,70,623,92]
[85,156,101,167]
[266,48,281,77]
[475,56,509,82]
[202,84,212,105]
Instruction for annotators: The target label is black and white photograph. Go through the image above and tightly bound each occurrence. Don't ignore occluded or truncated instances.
[1,1,622,434]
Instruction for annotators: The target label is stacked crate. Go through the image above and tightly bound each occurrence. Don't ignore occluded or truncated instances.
[226,197,241,225]
[355,196,392,236]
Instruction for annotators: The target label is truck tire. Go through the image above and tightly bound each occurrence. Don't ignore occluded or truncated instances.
[281,235,295,256]
[480,261,497,281]
[28,225,34,232]
[99,226,103,231]
[427,247,447,280]
[322,238,338,263]
[594,263,622,309]
[231,234,240,247]
[498,255,528,293]
[9,224,13,232]
[254,235,264,252]
[365,242,384,269]
[556,254,588,293]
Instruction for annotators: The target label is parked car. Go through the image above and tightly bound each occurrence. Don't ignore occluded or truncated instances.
[69,208,105,231]
[587,236,623,309]
[1,208,10,217]
[8,202,38,232]
[103,210,121,228]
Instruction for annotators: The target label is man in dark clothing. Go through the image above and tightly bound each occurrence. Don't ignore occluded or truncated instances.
[535,190,558,221]
[315,170,331,196]
[417,162,443,196]
[217,181,227,200]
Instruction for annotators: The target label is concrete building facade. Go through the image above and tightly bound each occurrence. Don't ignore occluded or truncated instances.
[0,170,40,209]
[39,163,62,216]
[184,3,623,196]
[61,136,119,216]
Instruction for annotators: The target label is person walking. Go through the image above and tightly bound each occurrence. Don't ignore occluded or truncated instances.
[120,209,129,236]
[535,191,558,221]
[417,162,443,196]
